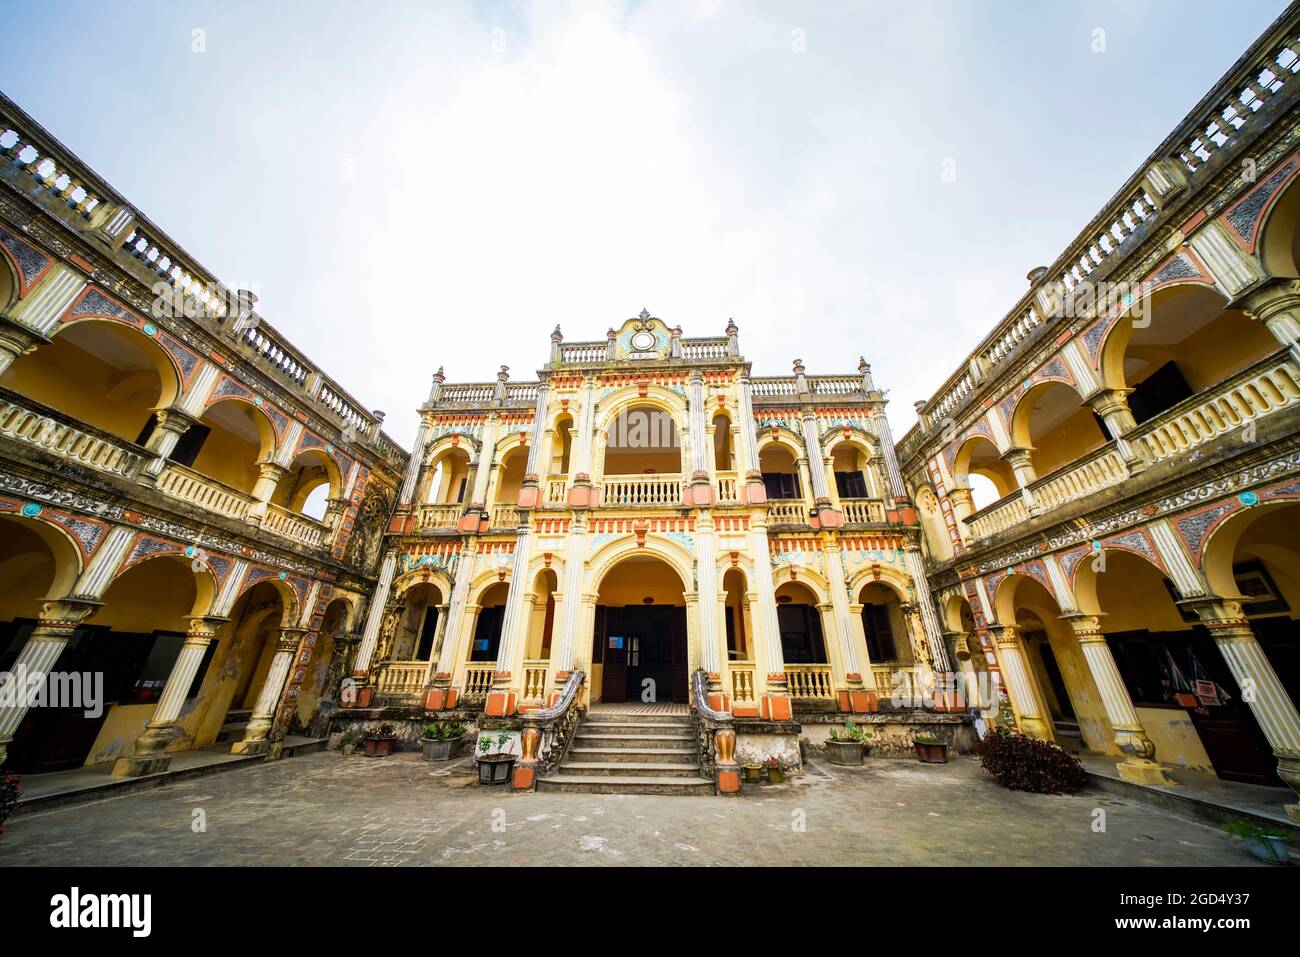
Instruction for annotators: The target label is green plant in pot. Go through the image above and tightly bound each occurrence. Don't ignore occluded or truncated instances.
[363,721,398,757]
[763,754,791,784]
[338,730,360,756]
[913,734,949,764]
[826,719,871,766]
[476,728,517,785]
[421,721,467,762]
[1220,819,1291,865]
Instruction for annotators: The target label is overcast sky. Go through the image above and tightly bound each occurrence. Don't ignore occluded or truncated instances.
[2,0,1288,450]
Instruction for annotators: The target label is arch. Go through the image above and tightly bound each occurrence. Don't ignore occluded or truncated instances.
[232,572,298,629]
[7,319,181,444]
[392,580,445,661]
[951,434,1015,508]
[275,446,342,519]
[295,596,351,728]
[859,579,911,664]
[393,566,455,603]
[591,385,689,436]
[0,512,84,602]
[424,443,472,505]
[711,410,734,472]
[492,444,529,506]
[756,428,805,460]
[549,412,574,475]
[0,244,18,313]
[1256,168,1300,279]
[1009,379,1106,478]
[187,397,278,496]
[1201,499,1300,603]
[526,566,559,660]
[104,551,219,620]
[722,565,750,660]
[597,394,685,477]
[587,534,696,594]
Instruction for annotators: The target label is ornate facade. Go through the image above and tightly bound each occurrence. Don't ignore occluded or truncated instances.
[356,314,959,790]
[901,9,1300,819]
[0,93,405,777]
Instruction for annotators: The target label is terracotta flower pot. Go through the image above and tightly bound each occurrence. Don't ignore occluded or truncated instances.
[363,736,396,757]
[915,741,948,764]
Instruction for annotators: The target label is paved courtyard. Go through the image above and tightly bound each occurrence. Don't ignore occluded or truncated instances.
[0,751,1271,866]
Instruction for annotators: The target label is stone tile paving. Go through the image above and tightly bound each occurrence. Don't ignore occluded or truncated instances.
[0,751,1268,866]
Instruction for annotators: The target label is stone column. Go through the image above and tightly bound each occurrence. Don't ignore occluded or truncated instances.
[905,546,952,673]
[695,512,723,700]
[517,380,550,508]
[823,542,873,712]
[113,615,227,776]
[736,374,766,504]
[397,369,445,507]
[0,264,84,375]
[687,371,715,506]
[1187,598,1300,820]
[988,623,1053,740]
[748,520,790,719]
[1240,277,1300,365]
[0,599,98,766]
[1001,447,1040,515]
[567,376,598,507]
[354,549,398,677]
[551,516,590,682]
[461,412,500,531]
[1085,388,1146,473]
[1063,614,1175,784]
[137,407,197,485]
[247,460,287,525]
[231,628,305,755]
[487,524,532,716]
[0,314,49,376]
[799,410,841,528]
[427,543,476,708]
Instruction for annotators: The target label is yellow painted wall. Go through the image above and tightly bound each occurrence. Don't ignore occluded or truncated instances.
[1136,706,1214,770]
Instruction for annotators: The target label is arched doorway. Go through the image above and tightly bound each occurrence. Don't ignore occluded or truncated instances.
[393,582,443,662]
[592,555,688,704]
[196,580,289,747]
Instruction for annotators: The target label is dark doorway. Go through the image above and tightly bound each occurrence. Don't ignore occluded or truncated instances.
[416,606,439,660]
[777,604,827,664]
[592,604,687,703]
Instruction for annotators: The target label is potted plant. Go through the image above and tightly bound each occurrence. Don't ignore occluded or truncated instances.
[763,755,790,784]
[363,722,398,757]
[826,719,871,766]
[421,721,467,762]
[338,730,359,756]
[0,773,19,835]
[476,729,517,785]
[738,750,762,783]
[1220,820,1291,865]
[914,734,949,763]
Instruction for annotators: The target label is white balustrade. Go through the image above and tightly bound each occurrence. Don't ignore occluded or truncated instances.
[601,473,683,507]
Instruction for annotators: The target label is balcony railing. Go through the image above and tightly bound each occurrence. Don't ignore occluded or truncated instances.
[767,500,809,525]
[522,660,549,702]
[157,463,255,521]
[489,504,520,528]
[716,470,739,504]
[0,389,148,480]
[417,504,462,530]
[264,503,326,549]
[377,661,428,702]
[462,663,496,701]
[962,351,1300,543]
[840,497,885,524]
[730,662,756,704]
[786,664,834,699]
[601,473,683,507]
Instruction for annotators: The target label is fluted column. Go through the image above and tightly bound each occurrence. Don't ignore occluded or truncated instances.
[1086,388,1146,473]
[822,542,875,712]
[988,623,1053,740]
[905,546,951,673]
[461,412,500,530]
[114,615,227,776]
[1240,277,1300,365]
[137,407,197,485]
[736,374,766,504]
[551,515,590,680]
[487,523,533,716]
[1186,598,1300,820]
[695,513,722,697]
[426,543,476,708]
[687,370,715,506]
[518,380,550,508]
[747,522,788,719]
[0,599,98,766]
[231,628,304,755]
[1002,447,1041,515]
[1064,614,1176,784]
[354,549,398,675]
[567,376,598,507]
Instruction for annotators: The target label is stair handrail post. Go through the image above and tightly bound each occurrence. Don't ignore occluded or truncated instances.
[512,670,586,790]
[690,668,740,796]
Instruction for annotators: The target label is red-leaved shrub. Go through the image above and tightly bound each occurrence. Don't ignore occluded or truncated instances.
[975,727,1088,794]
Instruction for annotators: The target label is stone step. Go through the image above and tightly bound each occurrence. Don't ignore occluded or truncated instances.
[566,746,697,764]
[557,761,704,778]
[536,773,714,796]
[580,720,693,734]
[583,712,691,725]
[572,733,694,750]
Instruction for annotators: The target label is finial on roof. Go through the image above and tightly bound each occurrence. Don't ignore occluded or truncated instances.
[551,325,563,341]
[639,308,650,320]
[498,365,510,382]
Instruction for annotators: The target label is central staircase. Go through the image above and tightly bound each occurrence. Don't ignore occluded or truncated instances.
[536,711,714,795]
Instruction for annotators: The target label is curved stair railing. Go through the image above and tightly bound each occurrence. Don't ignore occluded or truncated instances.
[513,670,585,790]
[689,668,741,795]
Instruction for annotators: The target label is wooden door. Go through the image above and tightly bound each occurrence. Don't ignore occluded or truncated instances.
[601,606,626,703]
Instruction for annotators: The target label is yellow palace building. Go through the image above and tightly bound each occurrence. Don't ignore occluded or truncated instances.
[353,316,965,792]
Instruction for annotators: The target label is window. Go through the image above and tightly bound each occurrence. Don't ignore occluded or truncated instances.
[762,472,801,500]
[835,470,868,498]
[1128,362,1193,426]
[777,604,827,663]
[470,606,503,661]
